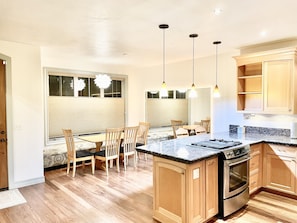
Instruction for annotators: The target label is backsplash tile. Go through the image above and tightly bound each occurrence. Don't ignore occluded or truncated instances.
[229,125,290,137]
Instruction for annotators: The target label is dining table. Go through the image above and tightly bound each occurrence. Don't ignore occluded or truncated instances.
[77,133,124,169]
[77,133,106,152]
[182,125,199,135]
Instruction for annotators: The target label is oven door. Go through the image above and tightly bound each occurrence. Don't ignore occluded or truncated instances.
[223,154,250,199]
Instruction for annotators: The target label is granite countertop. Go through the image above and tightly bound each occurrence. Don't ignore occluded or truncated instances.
[136,132,297,164]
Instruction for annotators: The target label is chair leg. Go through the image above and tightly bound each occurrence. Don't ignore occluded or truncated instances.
[91,157,95,175]
[67,160,70,175]
[105,160,109,176]
[134,154,136,168]
[72,162,76,177]
[116,158,120,173]
[124,155,127,171]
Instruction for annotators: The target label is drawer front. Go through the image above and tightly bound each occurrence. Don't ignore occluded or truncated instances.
[265,144,297,158]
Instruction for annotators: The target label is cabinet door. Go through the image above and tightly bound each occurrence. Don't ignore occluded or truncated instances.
[205,157,218,219]
[264,59,293,113]
[153,158,186,223]
[249,144,262,194]
[264,152,296,194]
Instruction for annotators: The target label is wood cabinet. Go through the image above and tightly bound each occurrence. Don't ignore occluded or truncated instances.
[234,48,297,114]
[263,144,297,195]
[153,156,218,223]
[249,143,263,194]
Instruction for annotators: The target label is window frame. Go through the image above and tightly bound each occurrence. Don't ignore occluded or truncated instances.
[44,67,128,145]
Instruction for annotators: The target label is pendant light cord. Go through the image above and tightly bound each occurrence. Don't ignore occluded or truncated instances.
[215,44,218,85]
[192,37,195,84]
[213,41,221,85]
[163,28,165,83]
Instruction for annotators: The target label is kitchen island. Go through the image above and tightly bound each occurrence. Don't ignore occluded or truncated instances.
[137,130,297,223]
[136,133,229,223]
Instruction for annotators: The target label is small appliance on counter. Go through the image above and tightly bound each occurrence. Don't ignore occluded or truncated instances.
[290,122,297,139]
[237,126,245,134]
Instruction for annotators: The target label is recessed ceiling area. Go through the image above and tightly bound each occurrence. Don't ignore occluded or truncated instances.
[0,0,297,67]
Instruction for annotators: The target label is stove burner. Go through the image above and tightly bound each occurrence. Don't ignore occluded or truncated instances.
[191,139,242,149]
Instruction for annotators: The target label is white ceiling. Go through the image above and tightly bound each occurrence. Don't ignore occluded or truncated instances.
[1,0,297,67]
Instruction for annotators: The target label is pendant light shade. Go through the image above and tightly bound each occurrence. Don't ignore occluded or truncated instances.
[189,33,198,98]
[159,24,169,97]
[213,41,221,98]
[94,74,111,89]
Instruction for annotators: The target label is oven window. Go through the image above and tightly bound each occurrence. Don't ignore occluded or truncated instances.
[229,161,248,192]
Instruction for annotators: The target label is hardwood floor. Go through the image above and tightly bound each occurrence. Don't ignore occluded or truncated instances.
[0,155,297,223]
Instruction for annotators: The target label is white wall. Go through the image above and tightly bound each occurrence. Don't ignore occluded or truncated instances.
[2,39,297,188]
[0,40,44,189]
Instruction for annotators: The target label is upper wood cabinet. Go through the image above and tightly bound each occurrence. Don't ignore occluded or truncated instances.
[234,48,297,114]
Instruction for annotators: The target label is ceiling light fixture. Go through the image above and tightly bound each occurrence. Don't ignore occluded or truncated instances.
[189,33,198,98]
[70,78,86,91]
[94,74,111,89]
[214,8,222,15]
[159,24,169,98]
[213,41,221,98]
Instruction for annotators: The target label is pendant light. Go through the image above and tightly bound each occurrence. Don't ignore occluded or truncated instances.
[213,41,221,98]
[159,24,169,97]
[189,33,198,98]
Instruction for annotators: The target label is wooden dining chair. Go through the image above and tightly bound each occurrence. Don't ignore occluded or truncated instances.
[62,129,95,177]
[94,127,123,176]
[171,120,188,138]
[175,127,189,138]
[201,119,210,133]
[136,122,150,160]
[120,126,139,171]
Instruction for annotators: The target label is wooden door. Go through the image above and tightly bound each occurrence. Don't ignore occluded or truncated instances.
[0,59,8,189]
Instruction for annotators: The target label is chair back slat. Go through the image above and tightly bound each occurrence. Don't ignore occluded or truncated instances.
[123,126,139,154]
[171,120,183,139]
[63,129,76,158]
[105,128,123,158]
[137,122,150,145]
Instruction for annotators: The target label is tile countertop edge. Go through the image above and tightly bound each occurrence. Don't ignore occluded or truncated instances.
[136,132,297,164]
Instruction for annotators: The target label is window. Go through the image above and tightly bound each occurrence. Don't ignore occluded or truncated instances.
[147,90,179,99]
[49,75,122,98]
[45,68,127,144]
[104,80,122,98]
[176,90,186,99]
[49,75,74,96]
[147,91,160,98]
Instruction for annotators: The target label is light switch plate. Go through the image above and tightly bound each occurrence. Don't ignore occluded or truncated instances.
[193,168,199,179]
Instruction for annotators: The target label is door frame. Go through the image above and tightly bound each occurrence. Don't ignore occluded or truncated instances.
[0,53,13,189]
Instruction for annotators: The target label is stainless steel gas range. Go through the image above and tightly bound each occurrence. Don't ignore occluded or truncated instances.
[191,139,250,218]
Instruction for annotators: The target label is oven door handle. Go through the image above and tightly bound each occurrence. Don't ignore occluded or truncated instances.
[228,157,250,167]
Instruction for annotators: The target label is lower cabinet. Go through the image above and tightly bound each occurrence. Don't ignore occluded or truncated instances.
[249,143,263,194]
[153,156,218,223]
[263,144,297,195]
